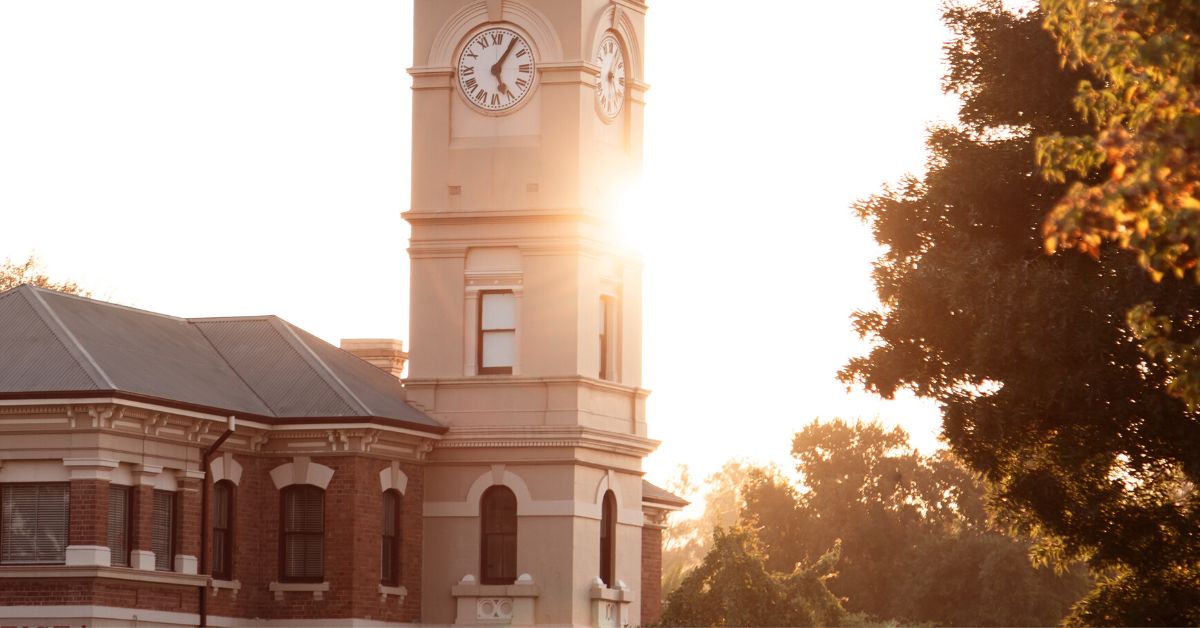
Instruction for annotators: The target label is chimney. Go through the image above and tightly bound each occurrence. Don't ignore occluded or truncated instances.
[340,338,407,380]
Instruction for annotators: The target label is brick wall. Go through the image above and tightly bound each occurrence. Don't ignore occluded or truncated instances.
[0,578,198,613]
[67,480,107,547]
[176,476,202,561]
[641,524,663,625]
[7,451,427,624]
[202,453,425,623]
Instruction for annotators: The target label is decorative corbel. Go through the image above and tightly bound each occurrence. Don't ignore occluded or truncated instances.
[249,433,270,452]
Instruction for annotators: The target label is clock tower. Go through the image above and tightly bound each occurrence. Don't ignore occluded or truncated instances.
[404,0,656,625]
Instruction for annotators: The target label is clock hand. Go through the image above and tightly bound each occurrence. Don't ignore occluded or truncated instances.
[491,38,519,94]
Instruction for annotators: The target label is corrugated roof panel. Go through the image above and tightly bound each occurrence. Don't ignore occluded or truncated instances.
[0,286,441,432]
[191,319,359,418]
[642,480,688,507]
[0,288,98,393]
[35,290,272,416]
[285,323,444,428]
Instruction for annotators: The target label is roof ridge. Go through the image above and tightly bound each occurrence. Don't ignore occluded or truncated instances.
[185,315,275,323]
[21,285,116,389]
[190,321,279,418]
[269,318,375,416]
[23,284,188,322]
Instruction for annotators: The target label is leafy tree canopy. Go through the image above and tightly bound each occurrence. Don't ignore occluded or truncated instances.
[743,420,1085,626]
[0,255,89,296]
[658,526,844,627]
[842,1,1199,622]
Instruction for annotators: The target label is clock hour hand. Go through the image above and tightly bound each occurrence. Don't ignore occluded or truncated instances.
[491,38,519,94]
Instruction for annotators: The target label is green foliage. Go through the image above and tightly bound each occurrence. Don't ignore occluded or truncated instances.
[660,460,759,596]
[658,526,844,627]
[0,255,89,296]
[845,0,1200,622]
[1040,0,1200,282]
[744,420,1086,626]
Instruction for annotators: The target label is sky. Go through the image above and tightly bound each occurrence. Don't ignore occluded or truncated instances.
[0,1,962,487]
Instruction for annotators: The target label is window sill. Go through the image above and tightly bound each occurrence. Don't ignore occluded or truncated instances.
[452,574,538,624]
[269,580,329,601]
[379,583,407,603]
[0,564,207,587]
[209,578,241,600]
[589,585,630,602]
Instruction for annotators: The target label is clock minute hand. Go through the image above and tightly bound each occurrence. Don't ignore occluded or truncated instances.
[491,38,519,94]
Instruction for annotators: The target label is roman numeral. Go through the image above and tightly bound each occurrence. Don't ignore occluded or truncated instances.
[491,32,504,45]
[491,93,500,106]
[477,36,490,49]
[515,77,529,90]
[515,48,528,58]
[464,50,478,60]
[475,88,487,103]
[518,64,532,74]
[464,77,478,92]
[460,66,474,77]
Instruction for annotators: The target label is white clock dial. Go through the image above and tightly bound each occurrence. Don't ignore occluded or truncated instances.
[595,33,626,120]
[457,27,536,113]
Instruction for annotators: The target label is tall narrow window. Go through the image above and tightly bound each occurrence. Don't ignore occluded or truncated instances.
[281,485,324,582]
[480,486,517,584]
[381,489,401,585]
[0,483,68,565]
[212,481,234,580]
[107,485,131,567]
[600,490,616,587]
[479,291,515,374]
[599,296,615,380]
[152,490,175,571]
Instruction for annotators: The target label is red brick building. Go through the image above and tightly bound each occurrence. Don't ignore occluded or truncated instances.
[0,285,683,626]
[1,1,686,625]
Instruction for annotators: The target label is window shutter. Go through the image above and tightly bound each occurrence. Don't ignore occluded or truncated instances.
[282,486,324,580]
[212,482,232,579]
[107,486,130,567]
[152,491,174,571]
[381,490,400,585]
[1,484,68,565]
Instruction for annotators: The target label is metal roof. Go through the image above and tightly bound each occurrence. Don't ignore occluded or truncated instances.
[642,480,688,508]
[0,285,443,433]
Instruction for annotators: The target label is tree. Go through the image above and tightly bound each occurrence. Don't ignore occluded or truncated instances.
[843,1,1200,623]
[1039,1,1200,418]
[660,460,757,598]
[743,420,1085,626]
[0,255,89,296]
[658,526,844,627]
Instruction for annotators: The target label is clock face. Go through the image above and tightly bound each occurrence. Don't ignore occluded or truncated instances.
[457,27,536,113]
[595,33,626,120]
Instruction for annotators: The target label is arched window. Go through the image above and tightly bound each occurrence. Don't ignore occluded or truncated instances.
[212,480,234,580]
[480,486,517,584]
[381,489,402,585]
[600,490,616,587]
[281,485,324,582]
